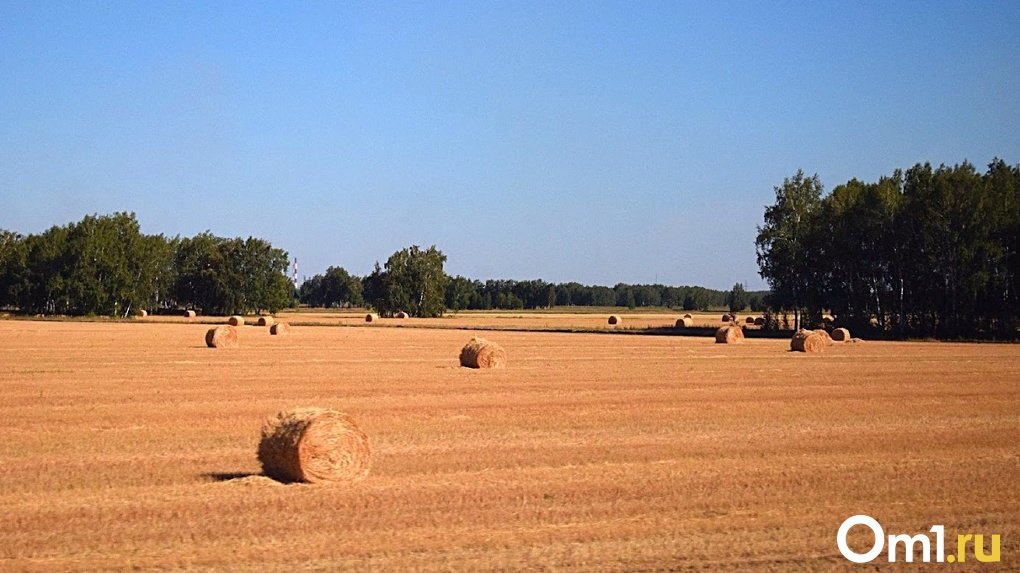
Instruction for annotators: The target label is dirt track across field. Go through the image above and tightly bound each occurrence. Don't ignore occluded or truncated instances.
[0,319,1017,571]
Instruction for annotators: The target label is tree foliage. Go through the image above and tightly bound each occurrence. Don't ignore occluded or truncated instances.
[363,245,449,317]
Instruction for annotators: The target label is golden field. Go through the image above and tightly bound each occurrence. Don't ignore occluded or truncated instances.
[0,317,1017,572]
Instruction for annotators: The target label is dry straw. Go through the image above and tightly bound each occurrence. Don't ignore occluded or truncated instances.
[205,325,238,348]
[270,322,291,336]
[228,315,245,326]
[832,327,851,341]
[608,315,621,325]
[459,337,507,369]
[791,329,825,353]
[257,408,371,484]
[365,313,379,323]
[395,311,409,319]
[715,324,744,344]
[257,316,275,327]
[675,317,693,328]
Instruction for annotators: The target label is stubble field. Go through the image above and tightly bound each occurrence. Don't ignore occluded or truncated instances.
[0,318,1017,572]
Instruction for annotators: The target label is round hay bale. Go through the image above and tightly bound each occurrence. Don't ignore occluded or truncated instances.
[791,329,825,353]
[257,316,275,327]
[754,317,765,326]
[459,337,507,369]
[395,311,409,319]
[721,314,730,322]
[270,322,291,336]
[831,327,851,342]
[365,313,379,323]
[205,325,238,348]
[745,316,755,324]
[675,317,693,328]
[813,329,835,345]
[136,309,148,318]
[257,408,371,484]
[683,313,693,319]
[715,325,744,344]
[228,315,245,327]
[608,315,621,325]
[184,310,196,318]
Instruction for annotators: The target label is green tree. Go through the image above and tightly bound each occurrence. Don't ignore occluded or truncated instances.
[727,282,749,313]
[366,245,449,317]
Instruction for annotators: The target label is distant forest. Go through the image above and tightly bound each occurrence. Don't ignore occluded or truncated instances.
[757,159,1020,339]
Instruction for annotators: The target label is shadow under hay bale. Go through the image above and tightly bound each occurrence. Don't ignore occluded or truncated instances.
[791,329,825,353]
[270,322,291,336]
[257,408,371,484]
[206,325,238,348]
[715,325,744,344]
[459,337,507,369]
[257,316,275,327]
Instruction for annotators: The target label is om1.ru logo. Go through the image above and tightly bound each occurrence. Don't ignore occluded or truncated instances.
[837,515,1001,564]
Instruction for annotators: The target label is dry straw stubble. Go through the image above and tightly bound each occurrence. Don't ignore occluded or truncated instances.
[715,325,744,344]
[459,337,507,369]
[205,325,238,348]
[257,408,371,484]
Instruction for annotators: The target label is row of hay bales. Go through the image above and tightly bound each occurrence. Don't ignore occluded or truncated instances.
[609,314,766,329]
[790,327,857,352]
[365,312,410,322]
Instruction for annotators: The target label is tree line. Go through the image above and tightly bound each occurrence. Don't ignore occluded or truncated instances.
[300,248,767,316]
[0,212,294,316]
[756,159,1020,339]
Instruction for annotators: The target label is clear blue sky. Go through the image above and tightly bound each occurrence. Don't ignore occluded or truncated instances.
[2,1,1018,290]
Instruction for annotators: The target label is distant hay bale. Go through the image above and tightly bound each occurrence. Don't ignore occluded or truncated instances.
[270,322,291,336]
[791,329,825,353]
[365,313,379,323]
[715,325,744,344]
[721,314,730,322]
[683,313,693,319]
[184,310,196,318]
[395,311,409,319]
[832,327,851,341]
[608,315,621,325]
[205,325,238,348]
[813,329,834,345]
[257,408,371,484]
[459,337,507,369]
[136,309,147,318]
[675,317,693,328]
[754,317,765,326]
[228,315,245,327]
[822,316,834,326]
[869,317,879,327]
[745,317,755,324]
[257,316,275,327]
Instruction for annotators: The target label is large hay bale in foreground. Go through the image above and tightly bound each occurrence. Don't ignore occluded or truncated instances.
[814,329,834,345]
[257,316,275,327]
[459,337,507,369]
[257,408,371,484]
[791,329,825,353]
[205,325,238,348]
[270,322,291,336]
[395,311,409,319]
[228,315,245,327]
[832,327,851,341]
[675,317,693,328]
[608,315,621,325]
[184,310,196,318]
[715,325,744,344]
[365,313,379,323]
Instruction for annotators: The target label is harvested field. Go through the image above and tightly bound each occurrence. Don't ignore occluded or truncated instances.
[0,318,1017,572]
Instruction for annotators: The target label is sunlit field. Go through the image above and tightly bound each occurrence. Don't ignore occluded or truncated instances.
[0,317,1017,572]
